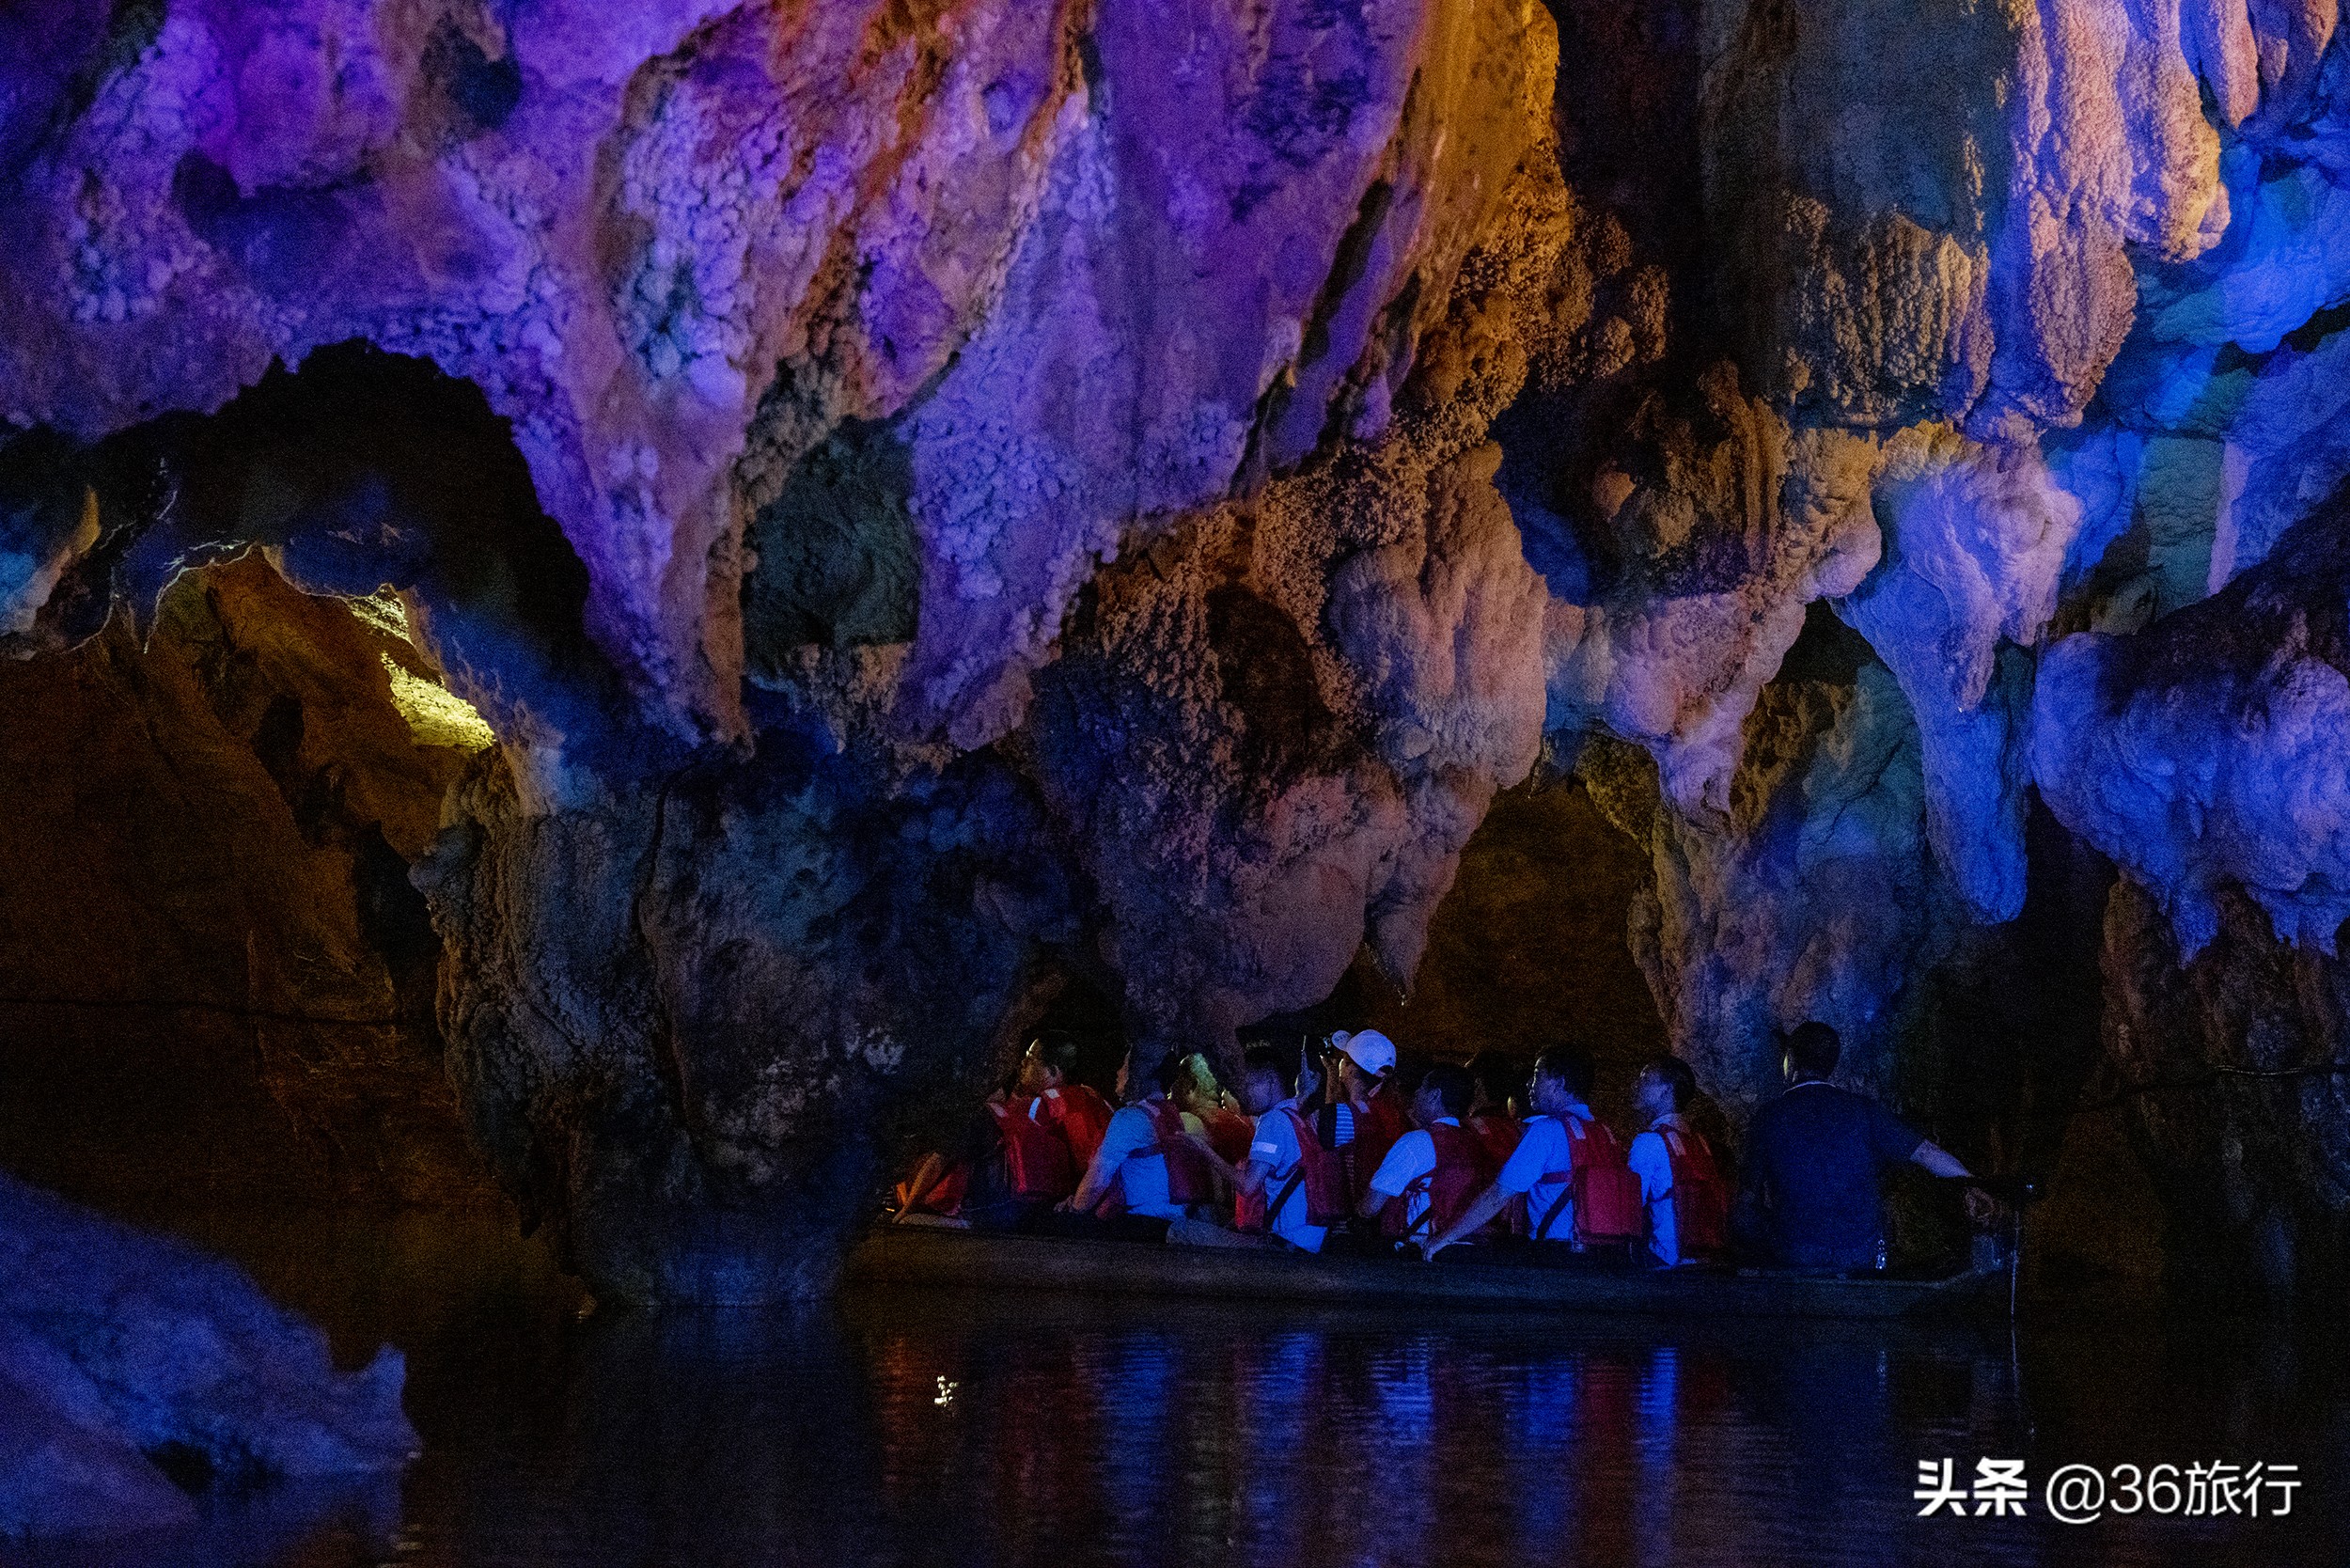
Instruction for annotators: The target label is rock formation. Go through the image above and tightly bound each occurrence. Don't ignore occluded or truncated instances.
[0,1171,414,1539]
[4,0,2350,1306]
[0,548,495,1212]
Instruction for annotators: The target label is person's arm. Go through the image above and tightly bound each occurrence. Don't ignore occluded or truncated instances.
[894,1152,948,1222]
[1064,1111,1135,1213]
[1425,1121,1548,1257]
[1906,1137,2004,1224]
[1356,1133,1422,1219]
[1224,1116,1298,1210]
[1909,1140,1970,1180]
[1174,1130,1247,1193]
[1237,1157,1275,1201]
[1421,1184,1512,1258]
[1176,1111,1235,1196]
[1065,1148,1115,1214]
[1627,1131,1675,1262]
[1628,1132,1670,1202]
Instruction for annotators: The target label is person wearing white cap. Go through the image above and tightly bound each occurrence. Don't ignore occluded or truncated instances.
[1317,1029,1412,1248]
[1331,1028,1397,1078]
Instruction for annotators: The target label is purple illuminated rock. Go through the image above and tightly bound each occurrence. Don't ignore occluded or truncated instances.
[0,0,1557,758]
[1593,656,1953,1115]
[1543,370,1881,814]
[10,0,2350,1310]
[1838,431,2081,922]
[1700,0,2337,436]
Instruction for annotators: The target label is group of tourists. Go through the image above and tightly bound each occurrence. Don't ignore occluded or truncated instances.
[892,1020,1991,1274]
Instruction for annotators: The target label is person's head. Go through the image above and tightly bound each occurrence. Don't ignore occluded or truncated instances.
[1119,1050,1165,1104]
[1635,1056,1697,1122]
[1331,1029,1397,1101]
[1016,1032,1079,1096]
[1148,1051,1191,1105]
[1781,1020,1841,1082]
[1529,1043,1597,1113]
[1239,1045,1295,1116]
[1170,1052,1227,1117]
[1467,1052,1522,1118]
[1415,1061,1476,1125]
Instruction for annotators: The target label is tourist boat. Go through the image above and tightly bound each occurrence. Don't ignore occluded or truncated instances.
[848,1224,2013,1321]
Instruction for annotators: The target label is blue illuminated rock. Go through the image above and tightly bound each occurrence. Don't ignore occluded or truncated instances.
[0,1172,414,1540]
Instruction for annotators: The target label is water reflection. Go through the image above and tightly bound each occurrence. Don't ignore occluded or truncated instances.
[10,1215,2342,1568]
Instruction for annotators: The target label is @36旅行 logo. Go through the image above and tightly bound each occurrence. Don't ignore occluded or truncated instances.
[1915,1459,2300,1524]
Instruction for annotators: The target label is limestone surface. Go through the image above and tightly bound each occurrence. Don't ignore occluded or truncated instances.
[8,0,2350,1314]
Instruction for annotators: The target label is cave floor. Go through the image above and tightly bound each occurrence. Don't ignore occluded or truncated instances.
[11,1207,2344,1567]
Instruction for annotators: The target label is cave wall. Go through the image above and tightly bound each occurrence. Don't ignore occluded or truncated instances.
[0,554,495,1211]
[4,0,2350,1301]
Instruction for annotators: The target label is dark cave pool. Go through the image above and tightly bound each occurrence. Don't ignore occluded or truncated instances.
[14,1211,2347,1568]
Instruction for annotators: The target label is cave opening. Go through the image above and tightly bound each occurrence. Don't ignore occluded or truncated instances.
[1340,772,1668,1122]
[0,343,608,1224]
[0,550,501,1216]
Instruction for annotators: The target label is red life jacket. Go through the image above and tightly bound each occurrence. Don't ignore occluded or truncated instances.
[1382,1122,1502,1242]
[895,1163,967,1217]
[1350,1091,1412,1204]
[1236,1106,1352,1233]
[1467,1113,1526,1230]
[1036,1084,1115,1169]
[1204,1106,1256,1168]
[1099,1099,1212,1214]
[985,1099,1077,1202]
[1528,1115,1643,1245]
[1468,1112,1524,1167]
[1659,1124,1730,1258]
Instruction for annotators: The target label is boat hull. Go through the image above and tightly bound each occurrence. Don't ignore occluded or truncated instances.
[848,1227,2006,1321]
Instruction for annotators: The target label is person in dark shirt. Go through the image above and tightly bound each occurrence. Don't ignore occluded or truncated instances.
[1739,1022,1989,1270]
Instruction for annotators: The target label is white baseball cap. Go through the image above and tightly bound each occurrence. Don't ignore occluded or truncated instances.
[1332,1028,1396,1075]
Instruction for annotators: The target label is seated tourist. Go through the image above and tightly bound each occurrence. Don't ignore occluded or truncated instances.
[1172,1053,1258,1169]
[1357,1062,1504,1248]
[1626,1057,1730,1266]
[892,1153,967,1224]
[1061,1054,1214,1240]
[1465,1052,1527,1169]
[1023,1032,1117,1170]
[1739,1021,1990,1271]
[897,1074,1076,1231]
[1326,1029,1409,1208]
[1174,1045,1348,1251]
[892,1074,1015,1225]
[1420,1044,1641,1261]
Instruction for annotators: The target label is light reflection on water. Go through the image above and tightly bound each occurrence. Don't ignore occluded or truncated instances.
[14,1213,2344,1568]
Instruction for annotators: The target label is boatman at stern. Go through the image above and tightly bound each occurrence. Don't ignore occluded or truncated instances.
[1739,1021,1993,1272]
